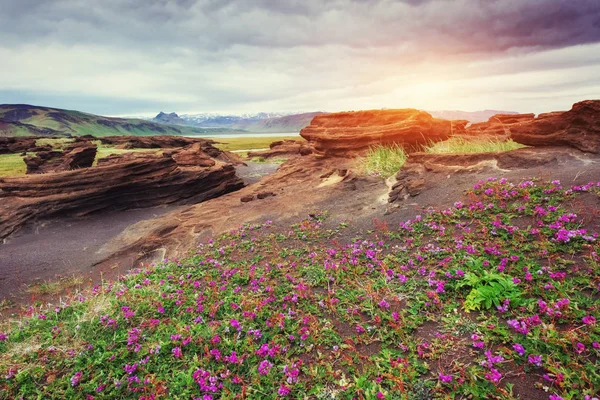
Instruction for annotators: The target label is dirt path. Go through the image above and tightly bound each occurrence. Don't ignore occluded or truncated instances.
[0,161,280,310]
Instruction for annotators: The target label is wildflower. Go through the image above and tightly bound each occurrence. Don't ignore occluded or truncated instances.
[528,354,542,367]
[438,373,453,383]
[172,347,182,358]
[0,333,7,341]
[278,385,291,396]
[582,315,596,325]
[378,299,390,309]
[258,360,273,375]
[70,371,83,387]
[485,368,502,383]
[512,343,525,356]
[377,392,385,399]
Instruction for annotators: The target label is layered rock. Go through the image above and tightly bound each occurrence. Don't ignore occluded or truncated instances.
[300,109,467,155]
[388,147,587,203]
[99,135,205,149]
[0,152,244,239]
[247,140,313,159]
[509,100,600,153]
[0,137,50,155]
[24,141,97,174]
[465,114,535,138]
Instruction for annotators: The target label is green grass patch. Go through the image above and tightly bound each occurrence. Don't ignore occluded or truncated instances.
[26,275,84,296]
[214,136,301,152]
[0,153,27,177]
[362,144,408,178]
[425,136,525,154]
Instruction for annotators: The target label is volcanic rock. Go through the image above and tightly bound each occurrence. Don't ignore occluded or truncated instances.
[0,152,244,240]
[99,135,206,149]
[0,137,39,154]
[24,141,97,174]
[388,147,587,203]
[465,114,535,138]
[247,140,313,159]
[170,142,216,167]
[509,100,600,153]
[300,109,467,155]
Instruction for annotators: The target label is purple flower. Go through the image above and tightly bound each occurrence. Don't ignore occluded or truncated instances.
[485,368,502,383]
[278,385,291,396]
[70,371,83,387]
[512,343,525,356]
[0,333,7,341]
[378,299,390,309]
[258,360,273,375]
[582,315,596,325]
[172,347,182,358]
[438,373,453,383]
[528,354,542,367]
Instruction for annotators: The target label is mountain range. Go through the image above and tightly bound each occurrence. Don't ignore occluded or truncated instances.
[153,111,326,133]
[0,104,242,137]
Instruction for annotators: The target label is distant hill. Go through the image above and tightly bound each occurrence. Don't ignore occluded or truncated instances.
[0,104,240,137]
[153,111,326,133]
[428,109,519,123]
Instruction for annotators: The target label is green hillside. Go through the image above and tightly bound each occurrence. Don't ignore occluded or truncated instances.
[0,104,243,137]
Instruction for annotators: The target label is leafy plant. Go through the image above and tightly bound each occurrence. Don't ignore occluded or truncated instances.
[458,269,523,311]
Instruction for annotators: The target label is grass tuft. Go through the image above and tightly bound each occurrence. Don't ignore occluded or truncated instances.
[424,136,525,154]
[362,145,408,178]
[26,275,84,295]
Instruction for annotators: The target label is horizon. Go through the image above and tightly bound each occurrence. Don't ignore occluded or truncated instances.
[1,1,600,116]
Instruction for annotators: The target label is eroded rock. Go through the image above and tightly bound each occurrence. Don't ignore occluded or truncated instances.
[247,140,313,159]
[24,141,97,174]
[300,109,467,155]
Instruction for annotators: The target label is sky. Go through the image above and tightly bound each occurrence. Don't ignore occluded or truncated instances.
[1,0,600,116]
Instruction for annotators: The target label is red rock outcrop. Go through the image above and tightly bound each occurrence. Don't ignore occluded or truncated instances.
[300,109,467,155]
[247,140,313,159]
[0,152,244,239]
[0,137,48,154]
[388,147,589,203]
[99,135,206,149]
[168,142,216,168]
[24,141,97,174]
[465,114,535,138]
[509,100,600,153]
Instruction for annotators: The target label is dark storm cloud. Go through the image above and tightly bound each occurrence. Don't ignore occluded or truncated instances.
[2,0,599,53]
[1,0,599,115]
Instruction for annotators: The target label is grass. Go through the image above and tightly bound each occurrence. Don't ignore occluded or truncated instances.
[0,178,598,399]
[26,275,84,296]
[362,144,408,178]
[0,153,28,177]
[213,136,301,152]
[425,136,526,154]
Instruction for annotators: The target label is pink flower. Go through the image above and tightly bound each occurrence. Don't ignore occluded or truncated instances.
[582,315,596,325]
[512,343,525,356]
[438,373,453,383]
[528,354,542,367]
[278,385,291,396]
[376,392,385,399]
[172,347,182,358]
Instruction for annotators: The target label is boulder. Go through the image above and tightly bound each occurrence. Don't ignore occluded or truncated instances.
[24,141,97,174]
[171,142,216,167]
[300,109,467,155]
[247,140,313,159]
[509,100,600,153]
[0,152,245,240]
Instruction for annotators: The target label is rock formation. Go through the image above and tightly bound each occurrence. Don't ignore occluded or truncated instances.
[465,114,535,139]
[388,147,590,203]
[24,141,97,174]
[247,140,313,159]
[99,135,205,149]
[300,109,467,155]
[0,151,244,240]
[0,137,52,154]
[509,100,600,153]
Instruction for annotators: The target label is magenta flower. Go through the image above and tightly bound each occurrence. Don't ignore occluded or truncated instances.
[70,371,83,387]
[172,346,182,358]
[278,385,291,396]
[484,368,502,383]
[258,360,273,375]
[512,343,525,356]
[438,373,453,383]
[582,315,596,325]
[528,354,542,367]
[0,333,7,341]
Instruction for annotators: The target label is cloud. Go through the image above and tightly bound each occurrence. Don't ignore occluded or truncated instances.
[0,0,599,115]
